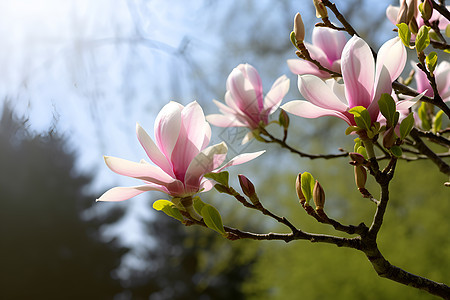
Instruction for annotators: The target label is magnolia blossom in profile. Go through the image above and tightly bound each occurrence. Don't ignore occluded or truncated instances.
[386,0,450,31]
[287,26,347,79]
[412,61,450,102]
[206,63,289,142]
[97,101,264,202]
[282,36,407,126]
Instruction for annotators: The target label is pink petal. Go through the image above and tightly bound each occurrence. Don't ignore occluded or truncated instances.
[184,142,228,193]
[305,43,330,68]
[386,5,399,25]
[206,114,246,127]
[104,156,175,185]
[312,26,347,64]
[199,178,215,193]
[216,150,265,172]
[370,65,392,122]
[97,184,166,202]
[264,75,290,114]
[298,75,349,111]
[412,62,432,96]
[396,91,426,110]
[136,123,174,176]
[436,61,450,96]
[341,36,375,109]
[282,100,352,125]
[287,59,330,78]
[238,64,264,110]
[154,101,183,159]
[375,37,406,83]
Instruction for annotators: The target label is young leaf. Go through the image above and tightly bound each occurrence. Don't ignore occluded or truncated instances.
[432,110,444,133]
[300,172,315,204]
[378,94,396,127]
[201,204,226,235]
[426,52,438,74]
[345,126,359,135]
[204,171,229,187]
[153,200,184,222]
[349,106,371,130]
[390,145,403,157]
[396,23,411,47]
[214,184,230,194]
[193,196,206,215]
[418,102,431,130]
[399,113,415,139]
[415,26,430,53]
[356,146,368,159]
[354,138,362,152]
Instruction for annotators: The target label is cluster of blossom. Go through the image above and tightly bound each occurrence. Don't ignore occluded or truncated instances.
[97,0,449,221]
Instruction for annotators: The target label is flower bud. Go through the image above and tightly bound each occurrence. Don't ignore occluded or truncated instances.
[382,127,396,149]
[293,13,305,43]
[295,173,307,204]
[409,17,419,35]
[238,174,255,198]
[313,0,328,19]
[422,0,433,21]
[312,180,325,210]
[396,0,408,24]
[354,166,367,190]
[349,152,367,166]
[279,109,290,129]
[406,0,418,23]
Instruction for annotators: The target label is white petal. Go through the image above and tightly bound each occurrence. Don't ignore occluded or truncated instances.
[154,101,183,158]
[298,75,349,111]
[282,100,352,124]
[97,185,165,202]
[215,150,265,172]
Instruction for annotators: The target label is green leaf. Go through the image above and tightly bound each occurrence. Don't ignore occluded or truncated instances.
[446,24,450,38]
[345,126,359,135]
[415,26,430,53]
[426,52,438,74]
[418,102,431,130]
[290,31,298,48]
[399,113,415,139]
[201,204,226,235]
[391,145,403,157]
[357,146,368,159]
[204,171,229,187]
[396,23,411,47]
[349,106,371,130]
[393,111,400,128]
[153,200,184,222]
[193,196,206,215]
[378,94,396,127]
[300,172,315,204]
[432,110,444,133]
[354,138,361,152]
[214,184,230,194]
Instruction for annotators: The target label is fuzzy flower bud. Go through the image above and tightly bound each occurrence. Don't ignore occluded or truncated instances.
[396,0,408,24]
[354,166,367,190]
[349,152,367,166]
[422,0,433,21]
[382,127,396,149]
[279,109,290,129]
[238,174,260,206]
[293,12,305,43]
[409,17,419,35]
[313,0,328,19]
[406,0,418,23]
[312,180,325,210]
[295,173,307,204]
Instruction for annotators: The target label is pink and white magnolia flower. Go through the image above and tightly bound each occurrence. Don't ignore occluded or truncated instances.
[386,0,450,31]
[206,63,289,141]
[287,26,347,79]
[97,101,265,202]
[412,60,450,102]
[282,36,407,126]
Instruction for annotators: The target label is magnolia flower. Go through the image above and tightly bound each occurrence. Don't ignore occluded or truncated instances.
[206,63,289,141]
[287,26,347,79]
[386,0,450,31]
[412,60,450,102]
[282,36,407,126]
[97,101,264,202]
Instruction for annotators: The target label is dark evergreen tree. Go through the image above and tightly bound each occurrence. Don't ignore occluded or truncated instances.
[0,104,128,299]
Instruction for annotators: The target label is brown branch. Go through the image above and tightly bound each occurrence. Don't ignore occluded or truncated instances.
[431,0,450,22]
[415,129,450,147]
[321,0,359,37]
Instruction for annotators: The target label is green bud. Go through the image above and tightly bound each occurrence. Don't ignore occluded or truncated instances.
[421,0,433,21]
[279,109,290,129]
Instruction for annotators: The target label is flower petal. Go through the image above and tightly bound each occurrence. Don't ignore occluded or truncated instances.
[375,37,406,83]
[264,75,290,114]
[184,142,228,193]
[136,123,174,176]
[312,26,347,64]
[154,101,183,159]
[215,150,265,172]
[341,36,375,108]
[238,64,263,110]
[386,5,399,24]
[282,100,352,125]
[298,75,349,111]
[206,114,246,127]
[97,184,166,202]
[287,59,330,78]
[104,156,176,185]
[370,65,392,122]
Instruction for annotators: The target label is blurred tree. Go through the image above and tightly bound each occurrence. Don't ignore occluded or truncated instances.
[0,104,128,299]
